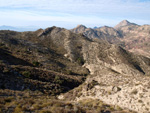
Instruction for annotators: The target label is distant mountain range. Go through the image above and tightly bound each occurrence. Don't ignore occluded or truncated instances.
[0,25,38,31]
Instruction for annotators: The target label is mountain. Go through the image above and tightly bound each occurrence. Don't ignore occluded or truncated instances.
[71,20,150,58]
[0,26,150,112]
[71,25,122,44]
[114,20,138,29]
[71,24,87,33]
[116,23,150,58]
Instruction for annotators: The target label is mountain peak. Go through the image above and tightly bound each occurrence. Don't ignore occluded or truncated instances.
[71,24,87,33]
[122,20,130,23]
[114,20,137,29]
[76,24,87,29]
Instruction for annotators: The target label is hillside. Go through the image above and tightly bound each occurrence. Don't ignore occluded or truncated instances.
[117,24,150,58]
[0,27,150,112]
[72,20,150,58]
[71,25,121,44]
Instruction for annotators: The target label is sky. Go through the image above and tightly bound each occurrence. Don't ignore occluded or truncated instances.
[0,0,150,29]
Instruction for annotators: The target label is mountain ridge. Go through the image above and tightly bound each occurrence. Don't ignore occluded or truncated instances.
[71,20,150,58]
[0,24,150,112]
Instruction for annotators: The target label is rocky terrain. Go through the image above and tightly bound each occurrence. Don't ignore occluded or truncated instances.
[62,41,150,113]
[71,24,121,44]
[117,23,150,58]
[0,25,150,112]
[72,20,150,58]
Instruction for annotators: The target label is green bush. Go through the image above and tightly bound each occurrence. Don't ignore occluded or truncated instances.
[66,70,73,75]
[54,76,64,84]
[14,105,23,113]
[77,57,85,65]
[22,71,31,78]
[32,61,40,67]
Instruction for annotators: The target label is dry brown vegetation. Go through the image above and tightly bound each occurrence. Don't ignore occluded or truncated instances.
[0,26,149,112]
[0,89,135,113]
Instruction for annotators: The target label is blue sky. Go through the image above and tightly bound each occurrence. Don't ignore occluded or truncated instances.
[0,0,150,29]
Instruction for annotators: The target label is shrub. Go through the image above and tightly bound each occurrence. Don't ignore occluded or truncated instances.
[115,105,123,111]
[14,106,23,113]
[3,69,10,73]
[39,110,52,113]
[54,76,64,85]
[32,61,40,67]
[66,70,73,75]
[22,71,31,78]
[77,57,85,65]
[0,108,2,113]
[32,104,43,110]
